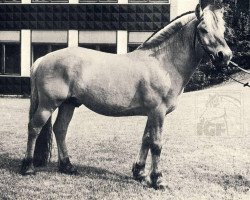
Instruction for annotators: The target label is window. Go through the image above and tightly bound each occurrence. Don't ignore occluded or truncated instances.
[128,0,169,3]
[79,31,117,54]
[32,44,67,63]
[79,0,117,3]
[0,0,21,3]
[31,31,68,62]
[31,0,68,3]
[0,43,21,75]
[128,44,140,53]
[128,32,153,53]
[79,44,117,54]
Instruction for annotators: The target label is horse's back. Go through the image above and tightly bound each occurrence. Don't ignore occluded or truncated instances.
[32,47,141,109]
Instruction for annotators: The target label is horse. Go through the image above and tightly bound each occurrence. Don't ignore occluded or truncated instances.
[20,1,232,190]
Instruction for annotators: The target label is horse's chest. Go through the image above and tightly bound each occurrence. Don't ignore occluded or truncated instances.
[141,70,183,109]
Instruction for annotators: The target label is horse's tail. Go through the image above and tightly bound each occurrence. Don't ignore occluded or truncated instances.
[30,57,53,167]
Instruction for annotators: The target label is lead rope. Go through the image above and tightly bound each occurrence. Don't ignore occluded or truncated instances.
[225,61,250,88]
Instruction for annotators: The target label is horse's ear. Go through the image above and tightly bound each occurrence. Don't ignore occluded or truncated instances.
[214,0,223,9]
[195,4,203,21]
[214,0,223,5]
[200,0,223,9]
[200,0,213,9]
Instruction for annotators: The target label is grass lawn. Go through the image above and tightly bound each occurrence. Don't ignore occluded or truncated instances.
[0,82,250,200]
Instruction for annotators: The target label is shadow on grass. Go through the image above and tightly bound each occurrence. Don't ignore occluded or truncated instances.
[0,153,134,184]
[1,153,250,191]
[73,163,135,184]
[4,153,248,192]
[45,162,135,185]
[197,171,250,193]
[220,174,250,193]
[0,153,21,174]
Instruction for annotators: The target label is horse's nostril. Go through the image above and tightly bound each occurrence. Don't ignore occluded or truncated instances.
[218,51,224,61]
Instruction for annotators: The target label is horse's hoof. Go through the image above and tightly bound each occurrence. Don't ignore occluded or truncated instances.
[142,172,167,190]
[59,157,79,175]
[150,172,167,190]
[20,158,36,176]
[59,165,79,175]
[141,175,167,190]
[142,175,152,187]
[153,181,167,190]
[132,162,146,182]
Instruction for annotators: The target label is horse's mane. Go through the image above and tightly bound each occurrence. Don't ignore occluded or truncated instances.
[137,11,197,50]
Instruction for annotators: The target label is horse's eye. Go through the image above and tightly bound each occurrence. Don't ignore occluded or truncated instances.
[200,28,208,34]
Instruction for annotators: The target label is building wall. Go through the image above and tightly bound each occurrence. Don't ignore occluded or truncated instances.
[170,0,199,20]
[0,0,198,95]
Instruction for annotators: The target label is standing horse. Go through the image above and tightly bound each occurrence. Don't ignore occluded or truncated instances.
[21,1,232,189]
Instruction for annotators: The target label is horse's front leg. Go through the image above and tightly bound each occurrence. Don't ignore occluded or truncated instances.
[146,107,167,190]
[132,121,151,181]
[133,105,167,189]
[147,113,166,190]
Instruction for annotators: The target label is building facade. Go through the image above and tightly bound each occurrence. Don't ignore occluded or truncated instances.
[0,0,198,95]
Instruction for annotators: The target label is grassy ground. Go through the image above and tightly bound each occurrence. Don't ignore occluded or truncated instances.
[0,80,250,200]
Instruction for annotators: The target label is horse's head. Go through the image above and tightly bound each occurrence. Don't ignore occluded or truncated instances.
[195,0,232,66]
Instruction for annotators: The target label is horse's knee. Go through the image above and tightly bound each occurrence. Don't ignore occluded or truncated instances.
[28,109,52,137]
[32,108,53,127]
[28,122,41,138]
[53,122,67,135]
[151,141,162,156]
[142,133,151,147]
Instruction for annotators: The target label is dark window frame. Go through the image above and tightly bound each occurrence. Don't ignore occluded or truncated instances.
[0,42,21,76]
[128,43,140,53]
[128,0,169,3]
[31,0,69,3]
[32,43,67,63]
[79,0,118,3]
[79,43,117,54]
[0,0,21,3]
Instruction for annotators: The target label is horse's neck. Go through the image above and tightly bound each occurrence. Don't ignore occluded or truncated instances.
[156,19,204,86]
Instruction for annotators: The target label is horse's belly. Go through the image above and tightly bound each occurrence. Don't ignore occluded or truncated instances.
[71,62,164,116]
[82,101,145,116]
[80,93,145,116]
[76,83,146,116]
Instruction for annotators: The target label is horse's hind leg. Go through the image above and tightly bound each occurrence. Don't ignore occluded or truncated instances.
[21,104,56,175]
[53,103,78,175]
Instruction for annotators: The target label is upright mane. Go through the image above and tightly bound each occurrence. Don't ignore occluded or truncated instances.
[137,11,197,50]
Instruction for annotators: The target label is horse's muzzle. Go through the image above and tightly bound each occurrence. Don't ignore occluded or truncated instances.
[211,49,233,67]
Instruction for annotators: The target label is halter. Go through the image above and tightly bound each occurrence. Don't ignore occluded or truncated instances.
[194,19,216,61]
